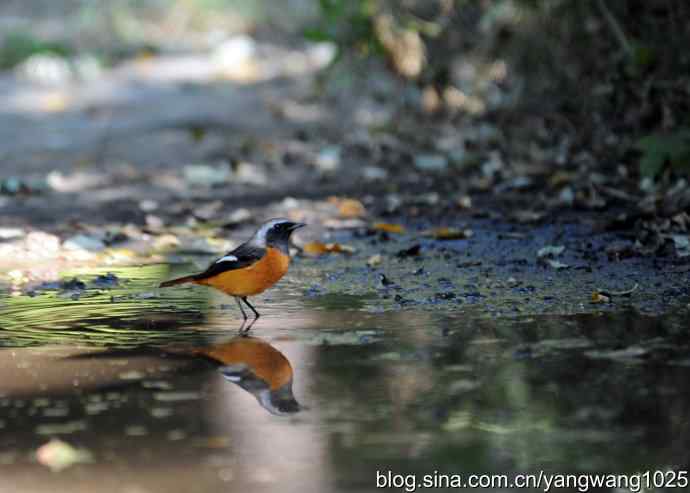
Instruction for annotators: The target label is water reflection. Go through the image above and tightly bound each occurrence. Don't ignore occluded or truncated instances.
[2,279,690,492]
[0,332,302,417]
[191,334,301,416]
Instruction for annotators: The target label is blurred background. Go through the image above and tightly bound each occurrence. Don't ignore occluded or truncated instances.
[1,0,689,223]
[2,0,689,223]
[1,0,689,276]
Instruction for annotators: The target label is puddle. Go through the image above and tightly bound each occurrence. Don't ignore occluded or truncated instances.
[1,265,690,492]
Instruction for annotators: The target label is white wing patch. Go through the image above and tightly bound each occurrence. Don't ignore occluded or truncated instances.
[215,255,238,264]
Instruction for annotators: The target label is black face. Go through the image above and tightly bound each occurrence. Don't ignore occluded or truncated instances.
[265,221,304,250]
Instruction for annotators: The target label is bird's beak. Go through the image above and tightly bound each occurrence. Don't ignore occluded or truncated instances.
[289,222,306,231]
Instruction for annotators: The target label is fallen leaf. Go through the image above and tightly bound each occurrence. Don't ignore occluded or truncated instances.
[591,292,611,304]
[542,259,569,270]
[330,197,367,219]
[302,242,355,256]
[367,254,383,267]
[323,218,367,229]
[36,439,93,472]
[372,222,406,234]
[427,227,474,240]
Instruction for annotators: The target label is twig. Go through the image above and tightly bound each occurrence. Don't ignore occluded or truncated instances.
[595,0,632,56]
[596,283,639,297]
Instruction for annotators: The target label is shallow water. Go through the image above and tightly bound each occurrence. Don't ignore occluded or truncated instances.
[1,265,689,492]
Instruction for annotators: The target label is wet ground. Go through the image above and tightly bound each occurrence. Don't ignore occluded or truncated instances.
[1,6,690,490]
[1,249,689,492]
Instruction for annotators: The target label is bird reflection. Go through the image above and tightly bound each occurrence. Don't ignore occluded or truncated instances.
[193,335,301,416]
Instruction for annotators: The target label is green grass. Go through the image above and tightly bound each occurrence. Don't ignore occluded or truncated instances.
[0,31,72,69]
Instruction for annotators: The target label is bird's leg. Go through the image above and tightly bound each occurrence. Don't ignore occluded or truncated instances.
[239,316,257,335]
[242,297,260,319]
[234,296,248,320]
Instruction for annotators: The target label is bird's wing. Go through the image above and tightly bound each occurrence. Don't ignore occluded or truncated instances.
[193,243,266,280]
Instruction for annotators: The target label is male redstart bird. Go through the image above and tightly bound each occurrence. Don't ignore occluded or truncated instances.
[159,218,305,320]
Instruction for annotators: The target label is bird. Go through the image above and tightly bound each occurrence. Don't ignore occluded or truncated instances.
[193,335,301,416]
[159,218,305,321]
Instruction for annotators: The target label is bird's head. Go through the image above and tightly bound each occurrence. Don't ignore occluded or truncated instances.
[251,218,305,251]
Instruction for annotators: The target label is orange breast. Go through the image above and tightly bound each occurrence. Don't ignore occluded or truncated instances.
[196,247,290,297]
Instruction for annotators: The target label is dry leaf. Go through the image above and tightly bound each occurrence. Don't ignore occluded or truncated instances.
[591,292,611,304]
[329,197,367,219]
[323,218,367,229]
[427,227,474,240]
[374,14,425,79]
[36,439,92,472]
[303,241,355,256]
[542,259,569,270]
[367,254,383,267]
[372,222,406,234]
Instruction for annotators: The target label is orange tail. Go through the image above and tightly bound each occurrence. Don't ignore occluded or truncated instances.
[159,275,197,288]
